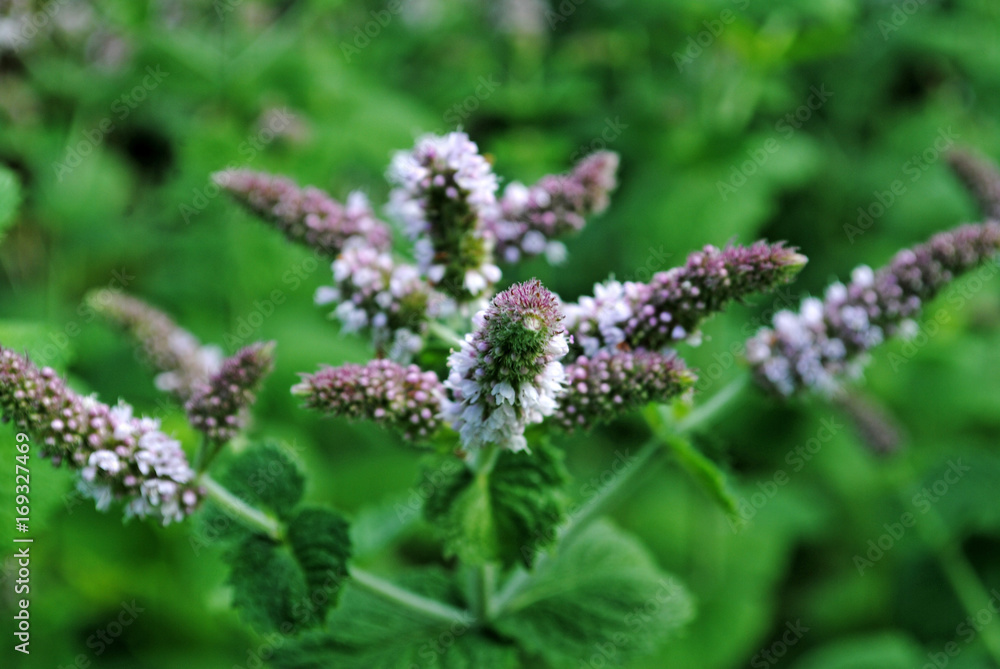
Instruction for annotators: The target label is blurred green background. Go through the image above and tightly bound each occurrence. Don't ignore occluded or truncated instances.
[2,0,1000,667]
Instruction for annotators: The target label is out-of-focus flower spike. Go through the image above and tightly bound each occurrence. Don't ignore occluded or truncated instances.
[0,348,200,524]
[185,342,275,444]
[292,359,445,442]
[554,350,696,432]
[747,221,1000,397]
[87,291,223,400]
[565,241,807,356]
[315,240,449,361]
[490,151,620,265]
[443,279,567,452]
[947,149,1000,219]
[387,131,501,302]
[213,169,392,256]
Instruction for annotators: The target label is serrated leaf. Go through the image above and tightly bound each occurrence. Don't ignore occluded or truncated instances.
[424,441,569,567]
[493,520,694,668]
[0,166,21,239]
[226,507,353,633]
[271,569,519,669]
[228,535,309,632]
[287,507,352,624]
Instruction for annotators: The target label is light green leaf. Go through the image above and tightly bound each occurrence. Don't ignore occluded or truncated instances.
[494,520,695,668]
[424,441,569,567]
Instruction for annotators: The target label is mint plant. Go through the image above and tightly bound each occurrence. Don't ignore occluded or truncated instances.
[3,132,1000,667]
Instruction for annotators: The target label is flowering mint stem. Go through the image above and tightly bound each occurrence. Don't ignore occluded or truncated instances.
[199,474,473,626]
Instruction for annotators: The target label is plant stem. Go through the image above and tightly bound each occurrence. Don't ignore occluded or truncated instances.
[350,567,474,627]
[427,321,465,349]
[199,474,475,625]
[199,474,283,540]
[889,457,1000,665]
[493,374,749,617]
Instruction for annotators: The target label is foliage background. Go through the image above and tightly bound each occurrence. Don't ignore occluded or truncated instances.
[1,0,1000,667]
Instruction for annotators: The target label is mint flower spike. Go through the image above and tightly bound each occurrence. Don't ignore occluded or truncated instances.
[387,131,501,302]
[747,221,1000,397]
[213,169,392,256]
[947,149,1000,219]
[87,291,223,400]
[554,350,696,432]
[444,278,568,453]
[490,150,620,265]
[565,241,807,357]
[185,342,275,444]
[292,359,445,442]
[0,348,200,525]
[315,240,448,361]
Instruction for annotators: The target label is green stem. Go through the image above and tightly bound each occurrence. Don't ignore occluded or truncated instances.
[199,474,474,625]
[889,457,1000,665]
[493,375,749,617]
[427,321,465,349]
[199,474,282,540]
[350,567,474,627]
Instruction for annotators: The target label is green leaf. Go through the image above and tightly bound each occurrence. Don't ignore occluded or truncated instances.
[287,507,352,624]
[271,569,520,669]
[228,534,309,633]
[493,520,694,668]
[647,405,739,515]
[220,441,306,521]
[226,507,353,633]
[424,441,569,567]
[0,166,21,240]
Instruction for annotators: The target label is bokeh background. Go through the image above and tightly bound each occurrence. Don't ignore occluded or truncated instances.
[2,0,1000,667]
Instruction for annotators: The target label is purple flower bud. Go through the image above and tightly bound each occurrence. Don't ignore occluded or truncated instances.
[947,149,1000,219]
[444,279,568,452]
[185,342,275,443]
[88,291,223,399]
[387,132,501,301]
[316,241,449,361]
[553,350,695,431]
[213,169,392,256]
[566,241,807,356]
[0,348,200,524]
[489,151,620,265]
[747,221,1000,397]
[292,359,444,442]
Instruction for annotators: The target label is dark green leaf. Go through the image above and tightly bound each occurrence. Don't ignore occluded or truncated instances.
[288,507,352,623]
[219,441,306,521]
[228,535,308,633]
[424,441,569,567]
